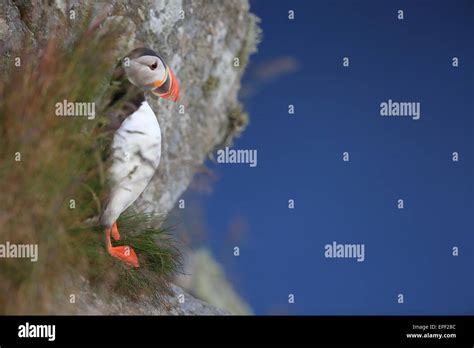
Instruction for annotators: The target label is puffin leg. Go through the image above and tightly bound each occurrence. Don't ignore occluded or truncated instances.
[105,225,139,268]
[111,222,120,241]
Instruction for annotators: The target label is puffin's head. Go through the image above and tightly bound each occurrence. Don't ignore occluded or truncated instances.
[122,47,179,102]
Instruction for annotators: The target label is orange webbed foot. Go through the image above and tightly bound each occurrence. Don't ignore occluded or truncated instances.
[108,245,139,268]
[105,224,139,268]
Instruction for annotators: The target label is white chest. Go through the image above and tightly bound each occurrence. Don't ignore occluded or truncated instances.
[108,101,161,190]
[111,101,161,169]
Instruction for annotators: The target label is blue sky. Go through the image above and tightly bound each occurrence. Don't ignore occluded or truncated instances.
[183,0,473,315]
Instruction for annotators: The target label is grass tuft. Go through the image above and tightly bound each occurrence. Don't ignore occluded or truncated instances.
[71,210,183,301]
[202,75,220,98]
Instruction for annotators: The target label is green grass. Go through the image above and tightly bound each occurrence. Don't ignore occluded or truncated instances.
[224,104,249,146]
[71,210,182,301]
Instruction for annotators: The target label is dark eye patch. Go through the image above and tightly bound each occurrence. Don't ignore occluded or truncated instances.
[150,62,158,70]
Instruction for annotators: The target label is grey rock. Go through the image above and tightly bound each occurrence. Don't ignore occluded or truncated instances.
[176,248,253,315]
[71,280,229,315]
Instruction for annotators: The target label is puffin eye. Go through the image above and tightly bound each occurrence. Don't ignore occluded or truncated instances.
[149,61,158,70]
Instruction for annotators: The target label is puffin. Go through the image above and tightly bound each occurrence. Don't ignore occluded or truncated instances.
[99,47,179,268]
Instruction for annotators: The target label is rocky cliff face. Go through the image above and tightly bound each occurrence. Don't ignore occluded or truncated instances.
[74,280,230,315]
[0,0,259,314]
[1,0,258,214]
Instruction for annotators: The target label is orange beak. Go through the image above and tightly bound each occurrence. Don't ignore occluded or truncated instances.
[152,68,179,102]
